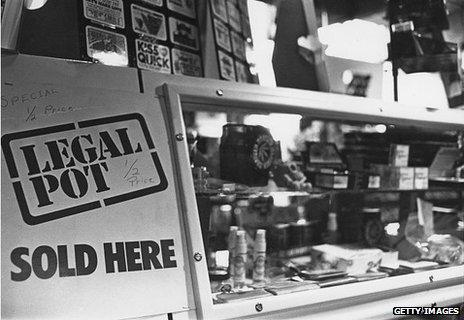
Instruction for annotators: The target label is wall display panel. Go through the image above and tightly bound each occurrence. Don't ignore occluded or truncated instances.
[205,0,253,82]
[16,0,202,76]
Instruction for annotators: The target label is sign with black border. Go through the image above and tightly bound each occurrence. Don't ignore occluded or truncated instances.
[135,40,171,73]
[141,0,163,7]
[213,18,231,52]
[172,48,202,77]
[131,4,167,41]
[83,0,125,29]
[85,26,128,66]
[217,50,236,81]
[167,0,196,19]
[169,17,199,51]
[1,113,168,225]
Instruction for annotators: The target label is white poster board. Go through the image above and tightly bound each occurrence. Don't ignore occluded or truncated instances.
[1,80,193,318]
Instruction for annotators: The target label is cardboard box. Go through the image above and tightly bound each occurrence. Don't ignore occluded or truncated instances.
[311,244,385,274]
[371,164,414,190]
[414,167,429,189]
[314,171,348,189]
[395,167,414,190]
[389,144,409,167]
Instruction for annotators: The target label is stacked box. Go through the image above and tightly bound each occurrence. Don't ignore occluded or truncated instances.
[367,144,429,190]
[414,167,429,189]
[371,164,429,190]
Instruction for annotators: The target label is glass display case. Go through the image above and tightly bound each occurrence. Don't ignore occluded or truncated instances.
[2,52,462,319]
[156,79,464,319]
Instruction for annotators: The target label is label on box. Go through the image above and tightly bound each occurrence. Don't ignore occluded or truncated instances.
[85,26,128,66]
[226,1,241,32]
[169,17,199,50]
[167,0,196,18]
[398,167,414,190]
[311,245,383,274]
[83,0,125,28]
[142,0,163,7]
[131,4,167,41]
[218,51,235,81]
[211,0,228,22]
[333,175,348,189]
[213,19,231,52]
[368,175,380,189]
[389,144,409,167]
[231,30,246,60]
[235,60,248,82]
[172,48,202,76]
[414,167,429,189]
[136,39,171,73]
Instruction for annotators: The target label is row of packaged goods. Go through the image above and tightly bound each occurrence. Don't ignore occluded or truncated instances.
[191,123,463,193]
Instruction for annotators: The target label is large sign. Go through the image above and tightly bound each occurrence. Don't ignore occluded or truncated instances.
[1,81,192,318]
[2,113,168,225]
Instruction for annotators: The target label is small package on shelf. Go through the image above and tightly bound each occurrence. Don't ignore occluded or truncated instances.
[314,169,349,189]
[371,164,415,190]
[303,142,351,189]
[311,244,385,274]
[348,171,381,190]
[389,144,410,167]
[414,167,429,189]
[18,0,130,66]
